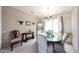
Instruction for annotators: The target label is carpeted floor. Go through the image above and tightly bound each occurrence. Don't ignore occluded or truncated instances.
[0,39,37,53]
[0,38,65,53]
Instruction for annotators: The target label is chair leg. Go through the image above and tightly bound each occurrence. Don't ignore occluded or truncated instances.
[11,44,13,51]
[21,41,22,46]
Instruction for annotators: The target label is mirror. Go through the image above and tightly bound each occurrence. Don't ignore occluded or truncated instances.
[37,22,44,34]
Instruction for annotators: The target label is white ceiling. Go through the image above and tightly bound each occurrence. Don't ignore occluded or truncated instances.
[12,6,73,17]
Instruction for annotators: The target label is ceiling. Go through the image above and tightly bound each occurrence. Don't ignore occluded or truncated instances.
[12,6,73,17]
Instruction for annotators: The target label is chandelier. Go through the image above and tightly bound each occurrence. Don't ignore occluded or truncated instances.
[44,7,52,20]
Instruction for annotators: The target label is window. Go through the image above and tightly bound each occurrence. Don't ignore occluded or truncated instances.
[44,18,53,31]
[52,17,60,33]
[44,17,62,34]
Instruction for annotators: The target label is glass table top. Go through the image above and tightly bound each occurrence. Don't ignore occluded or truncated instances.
[40,32,62,42]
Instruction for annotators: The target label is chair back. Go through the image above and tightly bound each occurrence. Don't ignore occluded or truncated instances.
[62,33,70,44]
[10,30,20,40]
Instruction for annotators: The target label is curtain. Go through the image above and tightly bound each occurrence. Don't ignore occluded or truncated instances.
[59,16,64,36]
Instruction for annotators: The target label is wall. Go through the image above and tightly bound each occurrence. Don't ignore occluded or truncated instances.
[2,7,39,48]
[0,6,2,49]
[53,11,72,33]
[78,7,79,52]
[72,7,79,52]
[61,12,72,33]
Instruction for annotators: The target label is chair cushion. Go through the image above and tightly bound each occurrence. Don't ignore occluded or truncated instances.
[66,38,72,45]
[11,37,21,43]
[27,34,32,37]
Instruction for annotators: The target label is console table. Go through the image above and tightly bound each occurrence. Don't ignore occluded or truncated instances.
[21,32,34,42]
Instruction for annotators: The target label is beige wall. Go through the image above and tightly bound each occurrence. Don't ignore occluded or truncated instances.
[61,12,72,33]
[72,7,79,52]
[53,11,72,33]
[0,6,2,49]
[78,7,79,52]
[2,7,39,48]
[2,7,39,35]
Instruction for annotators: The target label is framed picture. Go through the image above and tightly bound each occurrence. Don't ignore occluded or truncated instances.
[26,21,31,26]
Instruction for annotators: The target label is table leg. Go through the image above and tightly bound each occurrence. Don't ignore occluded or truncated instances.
[53,43,54,52]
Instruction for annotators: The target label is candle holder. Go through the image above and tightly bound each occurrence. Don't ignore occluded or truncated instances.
[18,21,23,25]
